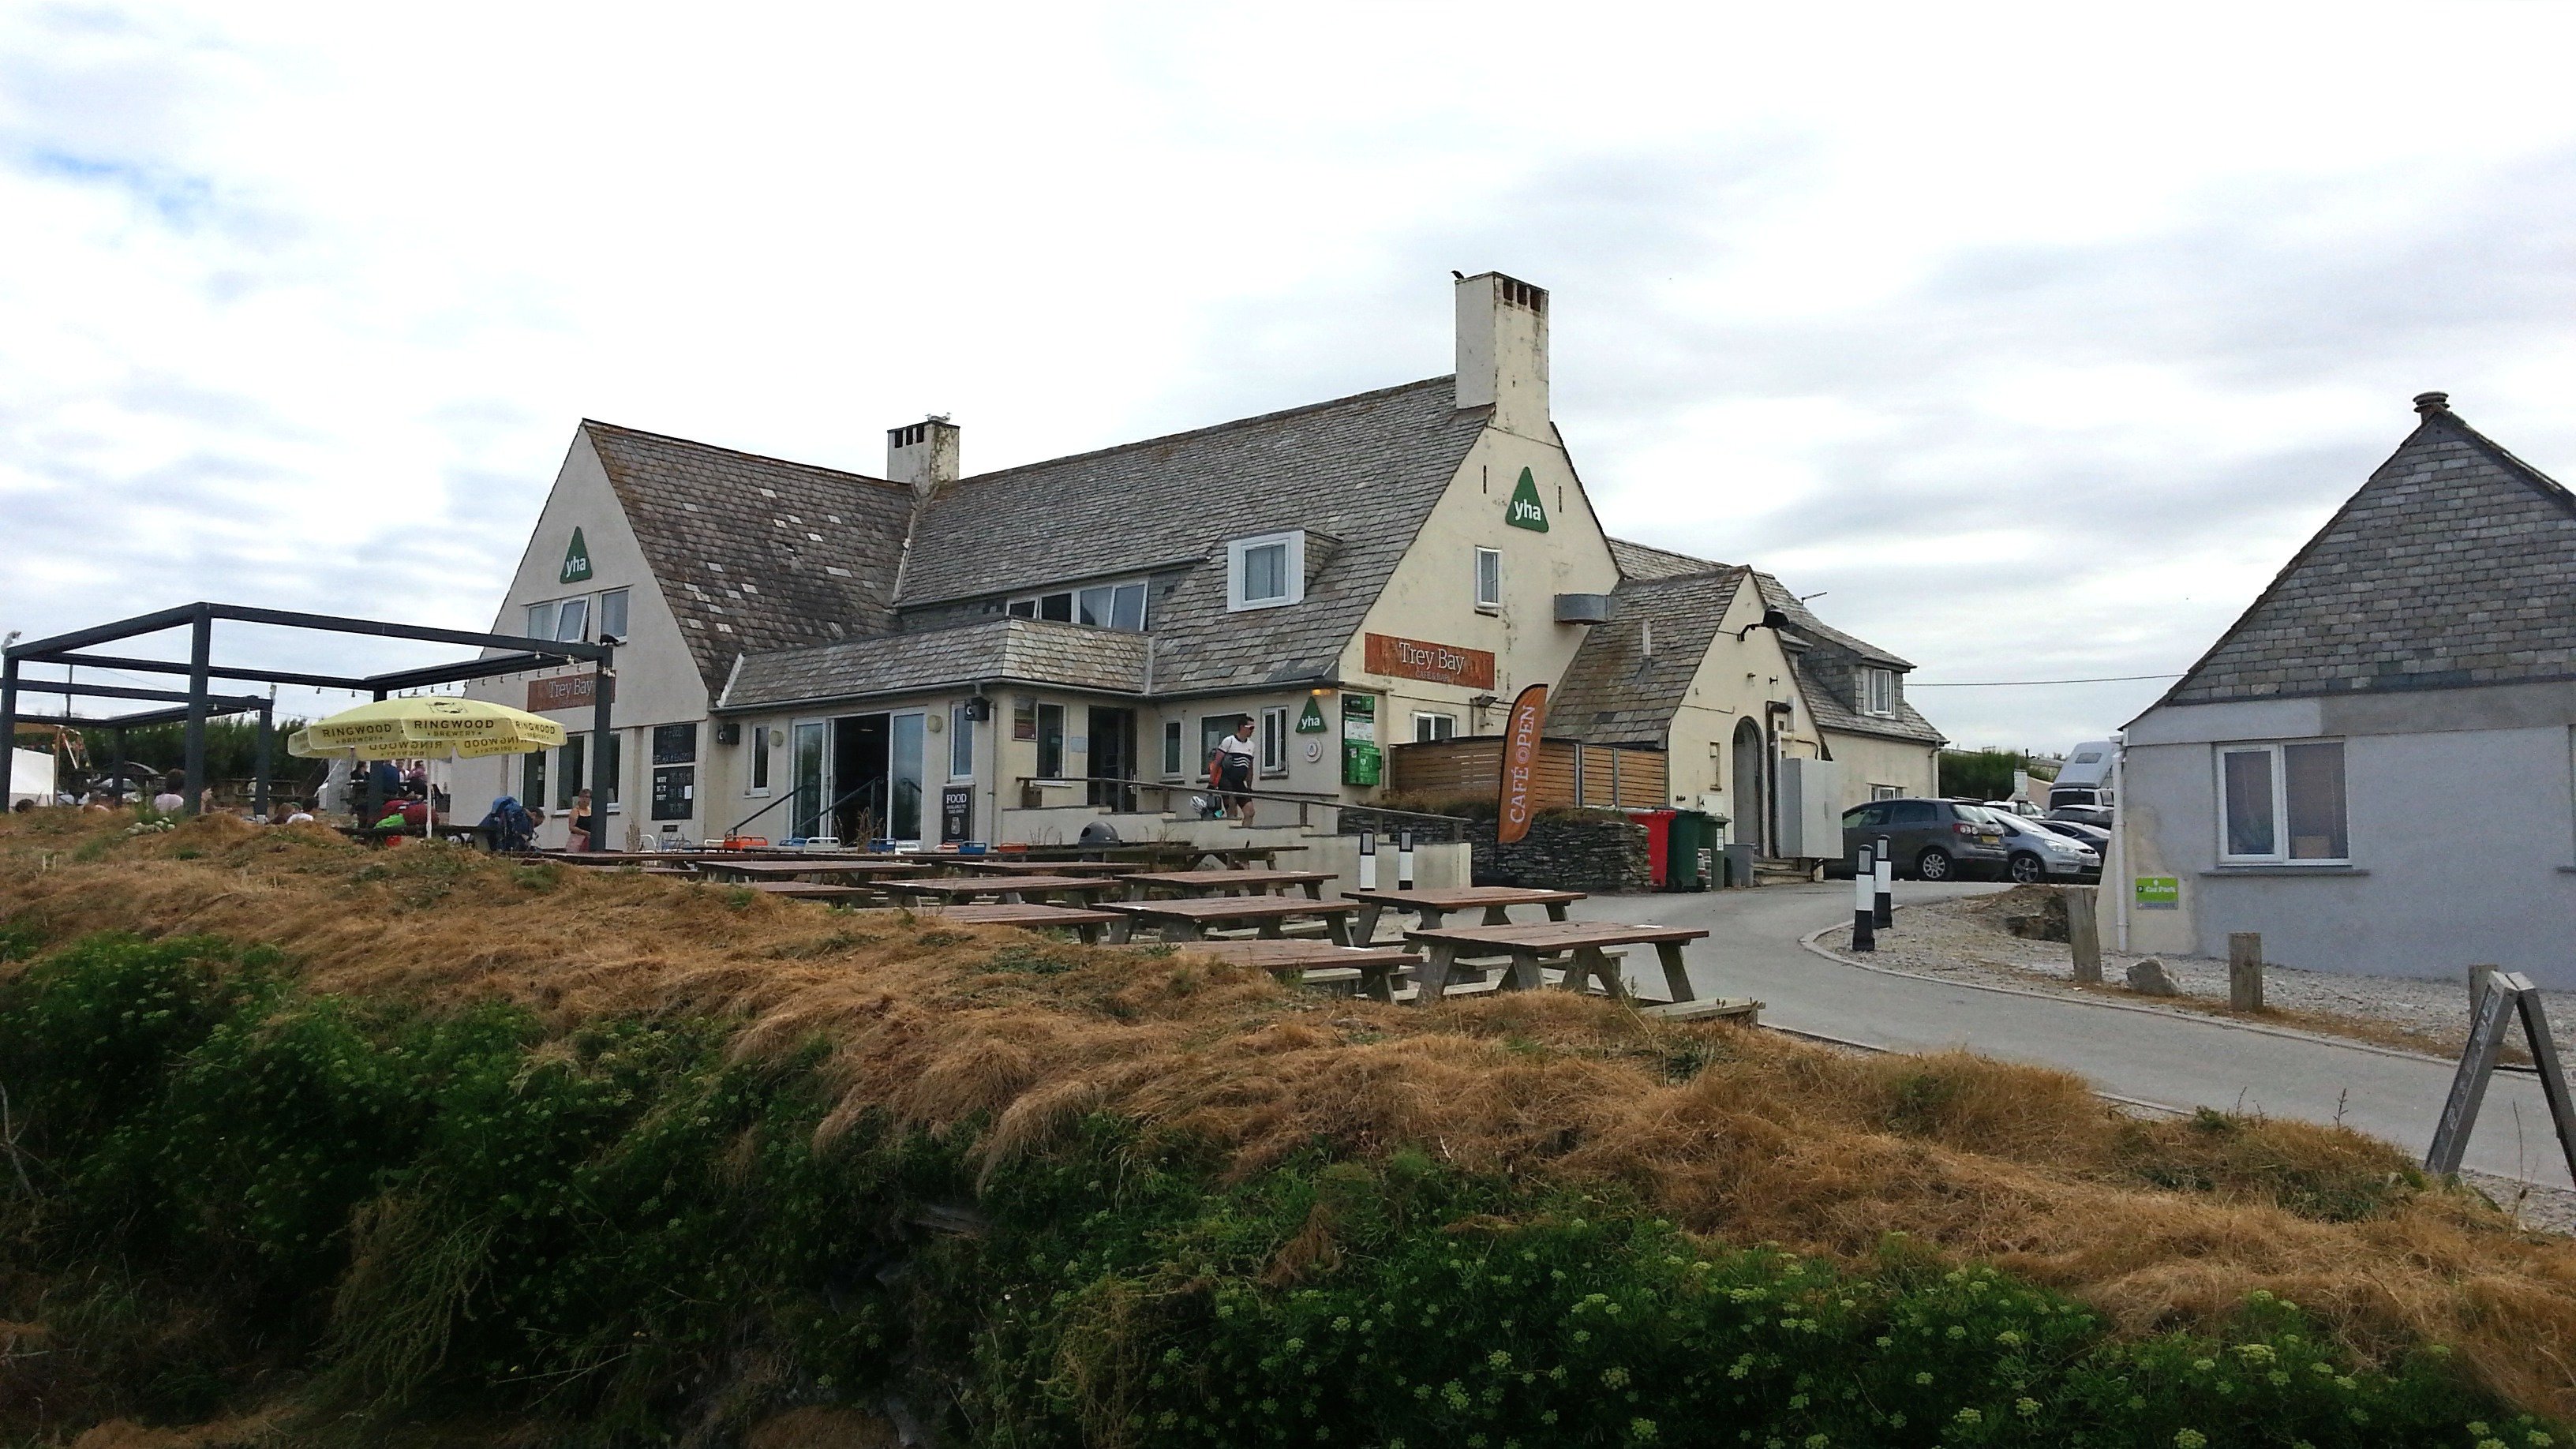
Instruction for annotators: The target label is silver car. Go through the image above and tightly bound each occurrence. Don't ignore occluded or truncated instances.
[1990,811,2099,882]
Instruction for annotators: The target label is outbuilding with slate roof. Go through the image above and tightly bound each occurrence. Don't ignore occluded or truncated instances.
[2117,392,2576,987]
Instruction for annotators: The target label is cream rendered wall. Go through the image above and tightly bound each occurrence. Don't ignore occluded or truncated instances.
[1338,425,1620,769]
[1818,731,1940,814]
[462,429,715,848]
[1657,580,1822,811]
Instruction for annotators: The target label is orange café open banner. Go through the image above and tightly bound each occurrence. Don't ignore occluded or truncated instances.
[1496,683,1549,844]
[1363,632,1497,690]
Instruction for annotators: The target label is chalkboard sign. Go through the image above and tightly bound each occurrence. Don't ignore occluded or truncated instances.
[940,784,974,844]
[651,766,695,821]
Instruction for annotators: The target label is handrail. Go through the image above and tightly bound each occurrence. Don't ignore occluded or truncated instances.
[1008,776,1477,832]
[728,776,886,839]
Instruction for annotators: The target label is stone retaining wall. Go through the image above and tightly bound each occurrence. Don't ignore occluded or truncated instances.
[1342,808,1653,893]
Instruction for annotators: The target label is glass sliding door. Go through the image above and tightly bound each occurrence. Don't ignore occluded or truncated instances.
[792,721,826,837]
[889,712,926,841]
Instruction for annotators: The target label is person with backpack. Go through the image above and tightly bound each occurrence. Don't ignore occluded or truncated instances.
[478,795,543,852]
[1208,717,1259,825]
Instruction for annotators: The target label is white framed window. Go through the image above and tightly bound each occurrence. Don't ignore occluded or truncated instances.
[1226,531,1304,611]
[555,595,590,642]
[598,587,631,641]
[949,702,975,779]
[1870,783,1904,800]
[1259,706,1290,775]
[748,724,771,795]
[1005,578,1148,631]
[525,600,557,641]
[1162,719,1184,777]
[1473,546,1502,612]
[1036,703,1067,781]
[2216,740,2349,864]
[1413,712,1456,743]
[1863,668,1895,717]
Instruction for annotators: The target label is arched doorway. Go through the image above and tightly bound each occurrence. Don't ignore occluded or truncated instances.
[1731,717,1765,856]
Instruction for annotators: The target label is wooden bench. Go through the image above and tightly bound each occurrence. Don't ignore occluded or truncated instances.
[691,858,930,883]
[1402,920,1712,1006]
[1340,886,1582,944]
[877,874,1121,906]
[1122,868,1335,900]
[732,880,880,902]
[942,857,1149,878]
[1095,897,1358,945]
[1170,939,1421,1002]
[898,903,1124,945]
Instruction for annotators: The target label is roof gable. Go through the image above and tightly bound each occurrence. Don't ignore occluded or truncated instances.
[2159,403,2576,707]
[582,421,917,693]
[1608,537,1734,580]
[898,377,1492,692]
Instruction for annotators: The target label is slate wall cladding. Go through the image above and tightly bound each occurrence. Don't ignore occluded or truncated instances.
[2164,410,2576,706]
[1343,808,1652,893]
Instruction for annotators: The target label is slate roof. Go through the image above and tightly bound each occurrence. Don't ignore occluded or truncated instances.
[898,378,1491,693]
[1746,572,1913,669]
[723,618,1148,711]
[1549,570,1750,745]
[1608,537,1733,580]
[2158,399,2576,707]
[583,421,915,693]
[1787,657,1947,745]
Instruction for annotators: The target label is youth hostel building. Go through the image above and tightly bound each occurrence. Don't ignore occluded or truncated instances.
[459,273,1941,856]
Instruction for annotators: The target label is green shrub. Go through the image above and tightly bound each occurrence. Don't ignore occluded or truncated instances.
[0,931,2556,1447]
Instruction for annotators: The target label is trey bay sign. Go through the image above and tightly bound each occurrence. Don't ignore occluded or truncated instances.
[1363,632,1497,690]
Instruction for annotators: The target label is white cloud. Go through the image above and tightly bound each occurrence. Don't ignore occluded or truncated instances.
[3,0,2574,748]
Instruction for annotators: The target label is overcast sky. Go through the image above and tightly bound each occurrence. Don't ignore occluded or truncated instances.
[6,2,2574,752]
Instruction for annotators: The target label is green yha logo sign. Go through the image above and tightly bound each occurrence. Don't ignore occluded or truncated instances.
[1506,468,1548,532]
[560,528,593,583]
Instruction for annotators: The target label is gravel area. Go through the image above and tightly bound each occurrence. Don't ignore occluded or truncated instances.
[1823,886,2576,1064]
[2462,1169,2576,1236]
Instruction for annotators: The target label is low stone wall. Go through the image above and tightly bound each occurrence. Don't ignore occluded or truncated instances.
[1341,808,1653,893]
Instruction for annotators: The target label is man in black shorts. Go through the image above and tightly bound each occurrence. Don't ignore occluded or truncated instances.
[1211,716,1259,825]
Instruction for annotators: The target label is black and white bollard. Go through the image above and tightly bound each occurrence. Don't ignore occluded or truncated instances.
[1357,830,1378,891]
[1852,844,1876,952]
[1397,829,1417,890]
[1873,835,1893,930]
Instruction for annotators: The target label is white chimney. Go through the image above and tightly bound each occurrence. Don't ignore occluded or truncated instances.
[1454,271,1549,434]
[886,415,960,498]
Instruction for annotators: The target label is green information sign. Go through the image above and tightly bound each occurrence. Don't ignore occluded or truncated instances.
[1341,694,1380,787]
[560,527,594,584]
[1505,467,1549,532]
[1295,695,1327,733]
[2134,875,2180,910]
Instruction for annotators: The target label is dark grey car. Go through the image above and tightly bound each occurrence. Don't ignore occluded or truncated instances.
[1840,798,2011,882]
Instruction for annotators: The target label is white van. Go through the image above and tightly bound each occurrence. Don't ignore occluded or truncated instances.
[2048,740,2117,810]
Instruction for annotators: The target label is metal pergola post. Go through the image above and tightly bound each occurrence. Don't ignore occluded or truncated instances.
[0,653,17,803]
[109,727,125,804]
[182,605,213,815]
[255,701,273,820]
[588,645,616,852]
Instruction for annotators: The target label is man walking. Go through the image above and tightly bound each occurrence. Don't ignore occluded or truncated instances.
[1211,717,1259,825]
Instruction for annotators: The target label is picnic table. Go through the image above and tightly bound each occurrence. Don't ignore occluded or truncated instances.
[1096,897,1357,946]
[897,903,1125,945]
[1340,886,1582,944]
[942,857,1149,878]
[877,874,1122,907]
[1401,920,1754,1020]
[1122,868,1336,900]
[1174,939,1422,1002]
[732,880,880,903]
[1017,841,1308,871]
[690,858,930,884]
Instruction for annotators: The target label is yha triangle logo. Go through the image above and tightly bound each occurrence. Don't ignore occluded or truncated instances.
[1505,468,1549,533]
[560,527,593,583]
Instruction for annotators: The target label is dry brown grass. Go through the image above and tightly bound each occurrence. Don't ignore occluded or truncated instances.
[6,813,2576,1417]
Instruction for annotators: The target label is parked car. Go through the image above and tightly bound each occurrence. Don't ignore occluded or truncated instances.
[1983,798,2046,818]
[2027,817,2110,852]
[1840,797,2012,882]
[2047,803,2114,829]
[1990,814,2100,882]
[2048,740,2117,810]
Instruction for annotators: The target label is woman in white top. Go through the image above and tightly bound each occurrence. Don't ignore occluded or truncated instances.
[1211,717,1260,825]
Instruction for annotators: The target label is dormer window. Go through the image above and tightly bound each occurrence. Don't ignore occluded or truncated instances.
[1227,531,1304,611]
[1005,578,1149,631]
[1863,667,1895,717]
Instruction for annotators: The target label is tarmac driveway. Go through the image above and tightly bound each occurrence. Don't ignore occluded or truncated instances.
[1564,880,2573,1189]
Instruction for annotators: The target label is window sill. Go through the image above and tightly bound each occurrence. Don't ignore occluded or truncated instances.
[2200,865,2368,877]
[1226,597,1296,613]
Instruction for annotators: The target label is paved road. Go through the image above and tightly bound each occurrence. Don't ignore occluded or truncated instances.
[1565,881,2572,1189]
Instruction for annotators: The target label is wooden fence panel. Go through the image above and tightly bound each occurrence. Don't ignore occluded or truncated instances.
[1390,738,1664,811]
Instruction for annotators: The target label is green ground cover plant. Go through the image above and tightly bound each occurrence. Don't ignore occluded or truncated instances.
[0,929,2557,1447]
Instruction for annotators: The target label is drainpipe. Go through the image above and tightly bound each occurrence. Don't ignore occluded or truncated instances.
[2110,729,2129,952]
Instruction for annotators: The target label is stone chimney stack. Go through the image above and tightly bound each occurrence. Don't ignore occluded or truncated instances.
[886,415,960,498]
[1455,271,1549,435]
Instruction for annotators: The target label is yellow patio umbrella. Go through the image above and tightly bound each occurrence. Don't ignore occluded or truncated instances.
[288,696,567,836]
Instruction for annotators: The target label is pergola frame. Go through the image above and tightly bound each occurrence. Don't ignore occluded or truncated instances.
[4,603,615,849]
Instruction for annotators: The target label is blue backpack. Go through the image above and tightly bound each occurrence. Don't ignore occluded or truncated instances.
[479,796,538,852]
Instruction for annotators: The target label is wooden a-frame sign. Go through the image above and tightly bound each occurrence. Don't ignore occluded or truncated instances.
[2424,971,2576,1184]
